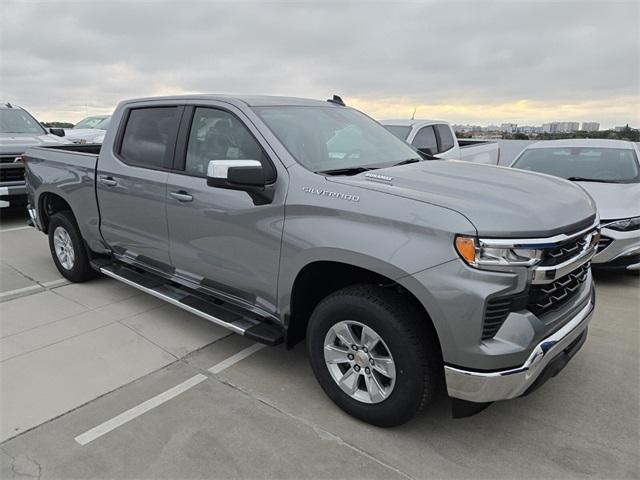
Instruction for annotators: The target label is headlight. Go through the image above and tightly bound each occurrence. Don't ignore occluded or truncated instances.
[603,217,640,232]
[455,235,543,268]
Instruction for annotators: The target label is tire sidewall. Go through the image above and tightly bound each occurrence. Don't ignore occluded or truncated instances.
[48,212,93,282]
[307,290,427,426]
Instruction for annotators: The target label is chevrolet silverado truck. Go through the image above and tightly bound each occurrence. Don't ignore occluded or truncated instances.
[381,119,500,164]
[0,102,69,209]
[24,95,598,426]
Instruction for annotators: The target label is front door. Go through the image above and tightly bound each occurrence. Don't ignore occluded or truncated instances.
[97,105,182,269]
[165,105,285,314]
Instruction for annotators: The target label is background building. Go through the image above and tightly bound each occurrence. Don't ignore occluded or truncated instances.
[581,122,600,131]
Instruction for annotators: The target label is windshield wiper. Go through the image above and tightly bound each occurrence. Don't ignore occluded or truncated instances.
[566,177,619,183]
[317,166,377,176]
[392,157,422,167]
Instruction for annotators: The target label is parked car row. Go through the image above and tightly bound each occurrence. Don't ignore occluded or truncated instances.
[3,98,638,272]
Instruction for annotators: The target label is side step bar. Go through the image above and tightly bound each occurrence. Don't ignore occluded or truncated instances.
[94,261,284,346]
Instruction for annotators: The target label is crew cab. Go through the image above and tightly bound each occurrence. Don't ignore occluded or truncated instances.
[25,95,597,426]
[381,119,499,164]
[0,102,69,208]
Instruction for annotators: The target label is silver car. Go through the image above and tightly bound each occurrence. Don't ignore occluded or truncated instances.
[511,139,640,271]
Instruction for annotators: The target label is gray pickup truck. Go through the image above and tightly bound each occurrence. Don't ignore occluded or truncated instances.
[25,95,599,426]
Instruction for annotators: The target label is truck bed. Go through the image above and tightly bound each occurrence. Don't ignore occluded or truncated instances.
[24,144,104,253]
[457,139,499,165]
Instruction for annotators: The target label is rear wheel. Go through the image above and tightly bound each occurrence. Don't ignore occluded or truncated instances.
[307,284,440,427]
[48,211,96,282]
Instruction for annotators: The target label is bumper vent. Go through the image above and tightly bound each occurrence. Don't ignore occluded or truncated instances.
[482,299,513,340]
[596,236,613,253]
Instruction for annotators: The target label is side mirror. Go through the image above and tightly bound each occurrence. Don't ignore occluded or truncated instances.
[207,160,274,205]
[207,160,265,188]
[417,146,434,156]
[48,128,65,137]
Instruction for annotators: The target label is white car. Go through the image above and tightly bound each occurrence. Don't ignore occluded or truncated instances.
[511,139,640,271]
[64,115,110,144]
[380,119,500,164]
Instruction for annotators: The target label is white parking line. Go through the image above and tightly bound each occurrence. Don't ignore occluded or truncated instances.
[75,343,266,446]
[208,343,266,374]
[75,374,207,446]
[0,226,30,233]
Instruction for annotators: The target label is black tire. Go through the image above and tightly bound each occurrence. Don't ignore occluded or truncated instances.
[307,284,441,427]
[48,211,97,283]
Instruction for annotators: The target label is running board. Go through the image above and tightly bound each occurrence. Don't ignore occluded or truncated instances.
[94,261,283,346]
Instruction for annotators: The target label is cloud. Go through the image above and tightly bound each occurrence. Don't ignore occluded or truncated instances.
[1,0,638,127]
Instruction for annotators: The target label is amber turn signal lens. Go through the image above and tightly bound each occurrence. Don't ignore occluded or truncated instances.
[455,236,477,264]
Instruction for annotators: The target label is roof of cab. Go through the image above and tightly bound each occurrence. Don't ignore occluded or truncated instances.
[119,94,336,108]
[379,119,447,127]
[525,138,635,150]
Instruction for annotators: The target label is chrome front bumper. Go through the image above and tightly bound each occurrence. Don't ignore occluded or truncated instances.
[444,293,594,403]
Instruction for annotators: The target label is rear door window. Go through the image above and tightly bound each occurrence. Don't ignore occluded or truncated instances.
[411,126,438,154]
[119,107,181,169]
[435,124,455,152]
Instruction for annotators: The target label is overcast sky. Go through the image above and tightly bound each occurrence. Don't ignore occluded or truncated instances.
[1,0,638,127]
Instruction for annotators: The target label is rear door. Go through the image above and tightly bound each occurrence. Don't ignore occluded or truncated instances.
[96,105,182,270]
[165,103,285,314]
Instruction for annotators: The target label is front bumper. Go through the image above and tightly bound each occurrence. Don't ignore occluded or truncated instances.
[0,183,27,208]
[594,226,640,271]
[444,290,594,403]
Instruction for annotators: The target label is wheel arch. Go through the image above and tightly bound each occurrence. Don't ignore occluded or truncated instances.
[284,258,442,353]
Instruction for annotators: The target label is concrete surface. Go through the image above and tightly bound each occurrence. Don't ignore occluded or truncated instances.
[0,208,639,479]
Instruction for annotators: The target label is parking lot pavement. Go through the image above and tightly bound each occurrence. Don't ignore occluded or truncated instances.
[1,210,639,478]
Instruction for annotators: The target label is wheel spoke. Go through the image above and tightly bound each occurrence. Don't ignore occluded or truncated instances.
[333,323,357,347]
[338,368,359,395]
[360,325,380,351]
[364,373,386,403]
[371,355,395,379]
[324,344,350,364]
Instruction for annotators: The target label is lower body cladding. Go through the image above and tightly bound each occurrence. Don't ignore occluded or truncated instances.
[594,227,640,271]
[403,256,595,416]
[0,183,26,209]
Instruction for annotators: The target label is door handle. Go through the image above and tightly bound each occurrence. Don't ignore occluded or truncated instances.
[169,191,194,202]
[98,176,117,187]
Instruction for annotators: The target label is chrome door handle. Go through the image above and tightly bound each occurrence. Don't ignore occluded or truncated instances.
[169,191,193,202]
[98,176,117,187]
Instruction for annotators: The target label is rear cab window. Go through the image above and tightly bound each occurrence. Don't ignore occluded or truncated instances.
[435,124,455,152]
[118,107,181,169]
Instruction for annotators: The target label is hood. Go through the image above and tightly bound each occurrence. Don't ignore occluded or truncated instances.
[64,128,106,142]
[330,160,597,238]
[0,132,70,154]
[574,181,640,221]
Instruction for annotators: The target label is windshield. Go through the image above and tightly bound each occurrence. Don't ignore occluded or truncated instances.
[0,108,45,134]
[513,147,640,184]
[73,116,107,129]
[383,125,411,141]
[94,117,111,130]
[254,106,421,173]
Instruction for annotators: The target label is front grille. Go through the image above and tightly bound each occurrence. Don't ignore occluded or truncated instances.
[540,237,588,266]
[482,263,590,340]
[597,236,613,253]
[527,263,590,317]
[0,165,25,183]
[0,155,20,164]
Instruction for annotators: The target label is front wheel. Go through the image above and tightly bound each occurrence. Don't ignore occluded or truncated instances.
[48,211,97,283]
[307,285,441,427]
